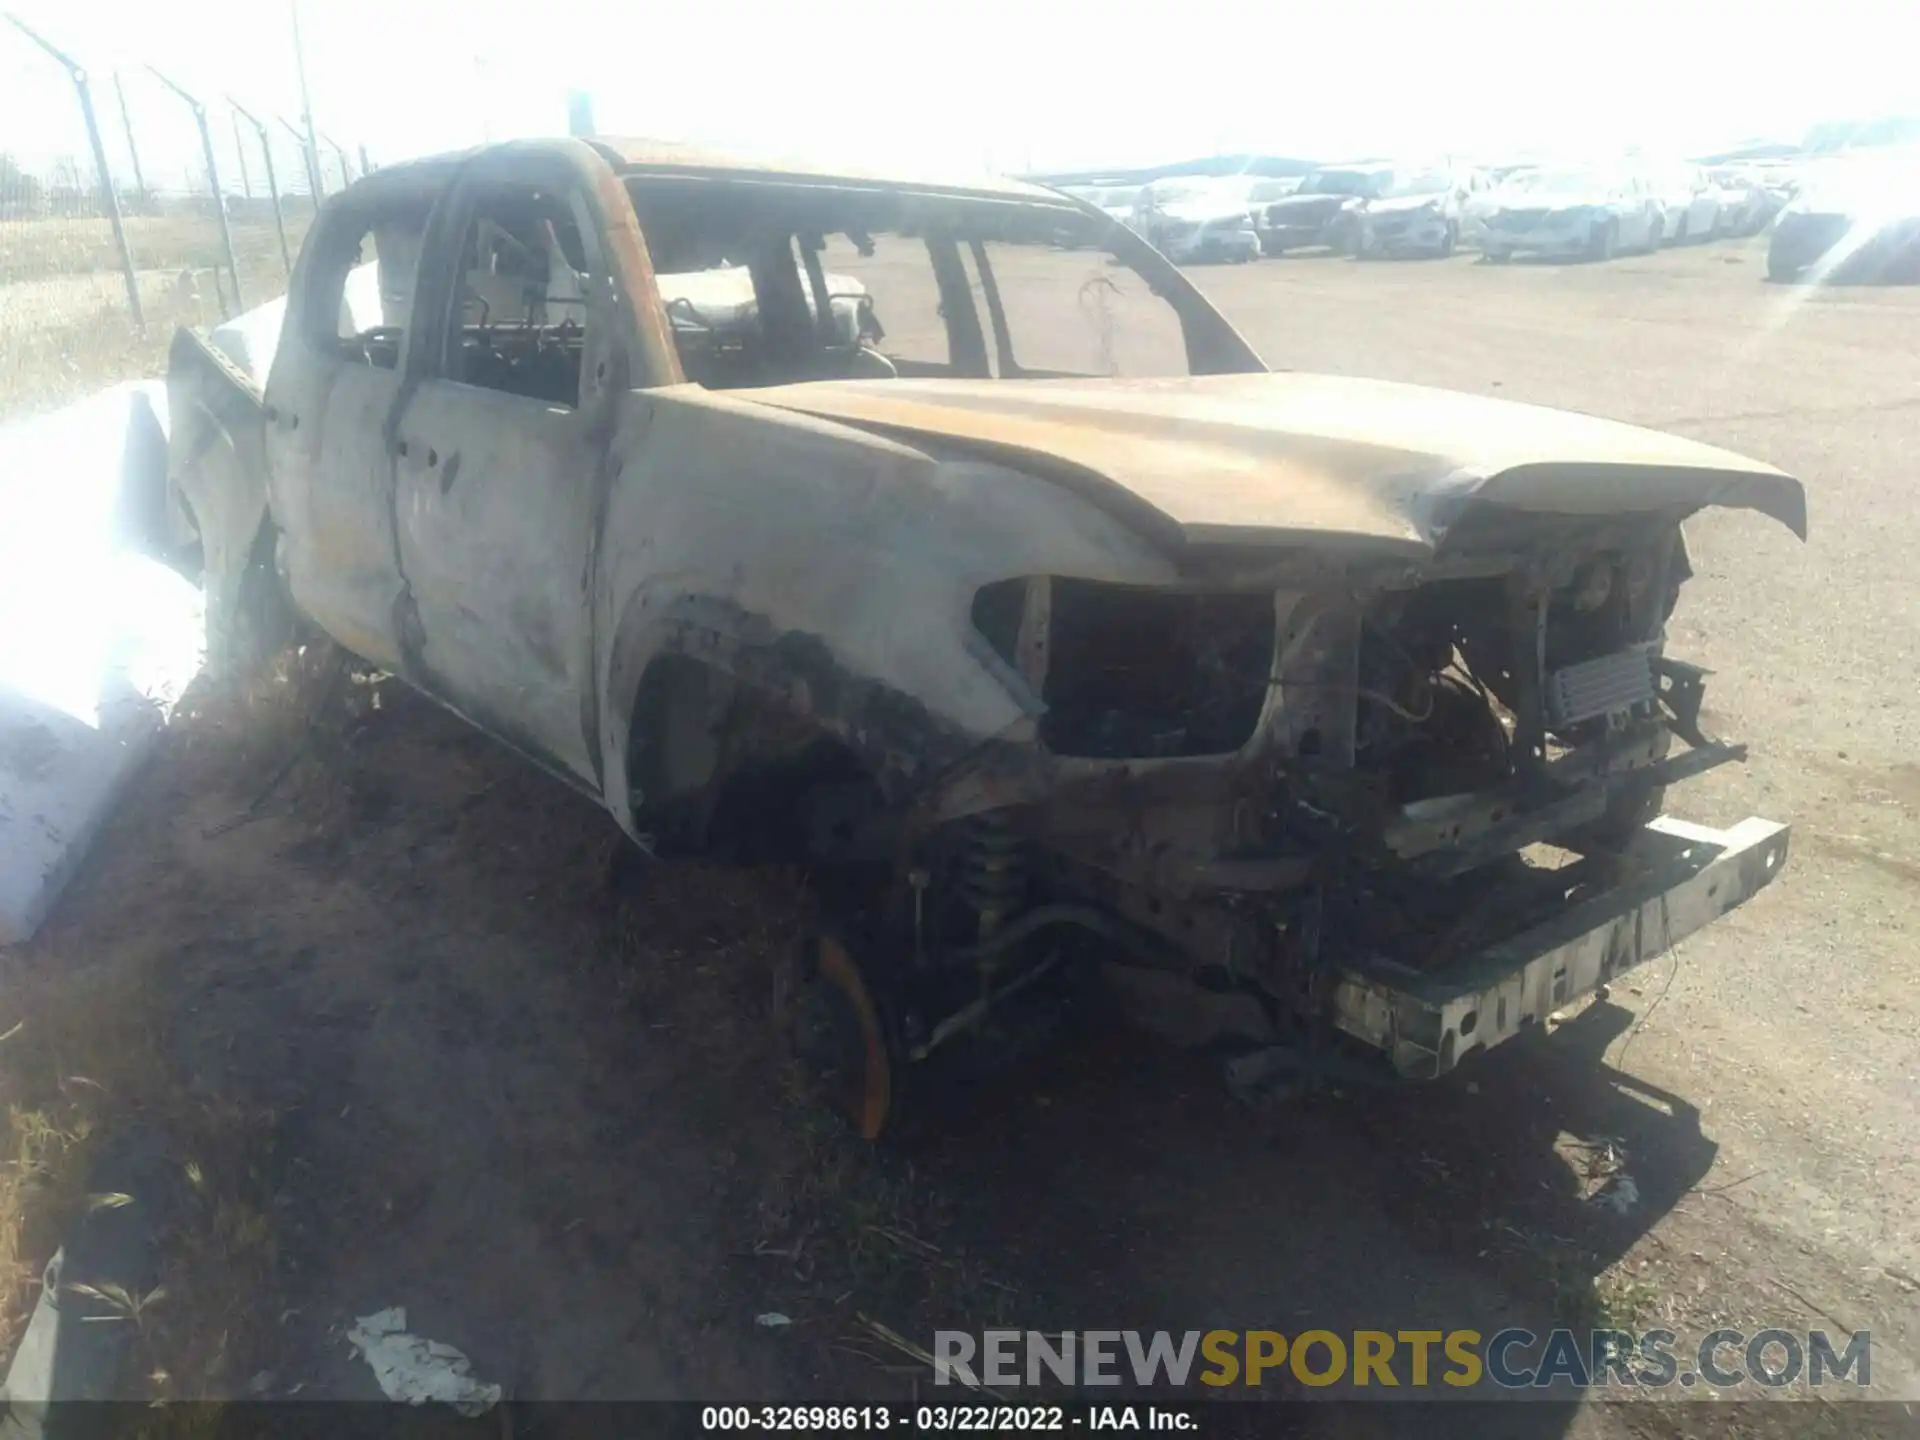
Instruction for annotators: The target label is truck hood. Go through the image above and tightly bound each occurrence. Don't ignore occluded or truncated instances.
[746,372,1807,556]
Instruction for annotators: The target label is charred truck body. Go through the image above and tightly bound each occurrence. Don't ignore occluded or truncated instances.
[166,138,1804,1135]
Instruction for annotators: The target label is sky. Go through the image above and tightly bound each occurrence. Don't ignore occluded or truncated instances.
[2,0,1918,187]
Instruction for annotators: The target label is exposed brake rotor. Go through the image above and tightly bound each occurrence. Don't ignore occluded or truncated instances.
[794,933,896,1141]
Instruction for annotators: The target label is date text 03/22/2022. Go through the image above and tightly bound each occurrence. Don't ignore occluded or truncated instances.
[701,1406,1194,1432]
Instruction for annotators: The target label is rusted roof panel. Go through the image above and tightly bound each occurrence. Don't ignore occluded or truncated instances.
[587,136,1071,203]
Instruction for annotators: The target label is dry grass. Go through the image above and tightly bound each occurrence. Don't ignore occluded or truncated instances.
[0,956,278,1401]
[0,213,316,287]
[0,657,341,1405]
[0,211,315,425]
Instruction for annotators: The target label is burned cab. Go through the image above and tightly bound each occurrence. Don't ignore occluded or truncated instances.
[163,138,1803,1138]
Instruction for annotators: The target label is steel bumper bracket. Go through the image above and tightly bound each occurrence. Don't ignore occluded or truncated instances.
[1332,815,1791,1079]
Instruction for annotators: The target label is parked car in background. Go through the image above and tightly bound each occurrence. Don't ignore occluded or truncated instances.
[1754,161,1803,212]
[1240,177,1302,253]
[1258,162,1389,254]
[1099,185,1145,227]
[1707,167,1773,237]
[1767,150,1920,282]
[1134,178,1261,264]
[1058,185,1145,238]
[1655,164,1722,243]
[1248,176,1304,201]
[1352,166,1489,258]
[1481,167,1665,261]
[1462,164,1536,248]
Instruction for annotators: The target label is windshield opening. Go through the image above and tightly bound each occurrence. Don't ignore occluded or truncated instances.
[1381,170,1451,198]
[1304,169,1384,197]
[624,177,1260,389]
[1144,181,1215,206]
[1514,169,1607,198]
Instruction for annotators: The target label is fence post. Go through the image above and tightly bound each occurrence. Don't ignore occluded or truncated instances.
[231,110,253,199]
[149,66,242,316]
[231,100,292,276]
[323,133,352,187]
[359,142,373,176]
[289,0,326,201]
[112,69,148,208]
[276,114,322,204]
[5,16,145,327]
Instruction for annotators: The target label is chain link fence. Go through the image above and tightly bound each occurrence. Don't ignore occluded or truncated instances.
[1,18,364,422]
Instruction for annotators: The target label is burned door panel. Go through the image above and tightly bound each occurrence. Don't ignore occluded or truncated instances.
[267,201,422,673]
[273,359,409,672]
[385,169,624,787]
[393,382,602,783]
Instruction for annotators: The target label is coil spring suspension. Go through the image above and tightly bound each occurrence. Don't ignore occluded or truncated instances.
[958,812,1027,943]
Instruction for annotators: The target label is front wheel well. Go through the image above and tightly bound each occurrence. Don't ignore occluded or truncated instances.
[626,653,889,865]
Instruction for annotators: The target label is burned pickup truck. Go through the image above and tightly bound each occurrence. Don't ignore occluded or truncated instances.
[166,137,1803,1137]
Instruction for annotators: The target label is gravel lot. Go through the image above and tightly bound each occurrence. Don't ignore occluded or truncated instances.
[10,234,1919,1432]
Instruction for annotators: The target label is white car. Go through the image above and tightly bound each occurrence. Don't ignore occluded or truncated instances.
[1707,167,1774,237]
[1462,164,1537,247]
[1257,163,1389,253]
[1481,168,1666,261]
[1134,179,1261,264]
[1246,176,1304,203]
[1352,166,1490,258]
[1096,186,1145,232]
[1068,184,1145,234]
[1656,165,1722,243]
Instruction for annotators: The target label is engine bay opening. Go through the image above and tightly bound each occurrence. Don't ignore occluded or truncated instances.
[974,579,1277,759]
[1041,581,1275,758]
[1355,580,1518,805]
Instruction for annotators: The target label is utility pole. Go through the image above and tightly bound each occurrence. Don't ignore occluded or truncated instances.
[289,0,325,199]
[474,53,494,143]
[566,89,595,139]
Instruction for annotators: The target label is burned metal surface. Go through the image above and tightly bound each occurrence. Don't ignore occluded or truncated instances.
[1332,817,1792,1078]
[746,372,1809,553]
[588,136,1067,205]
[162,328,272,668]
[163,135,1807,1110]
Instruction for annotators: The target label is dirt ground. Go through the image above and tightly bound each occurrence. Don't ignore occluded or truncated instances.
[6,234,1920,1433]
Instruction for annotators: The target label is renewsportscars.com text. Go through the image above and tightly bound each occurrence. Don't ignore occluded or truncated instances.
[932,1328,1871,1390]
